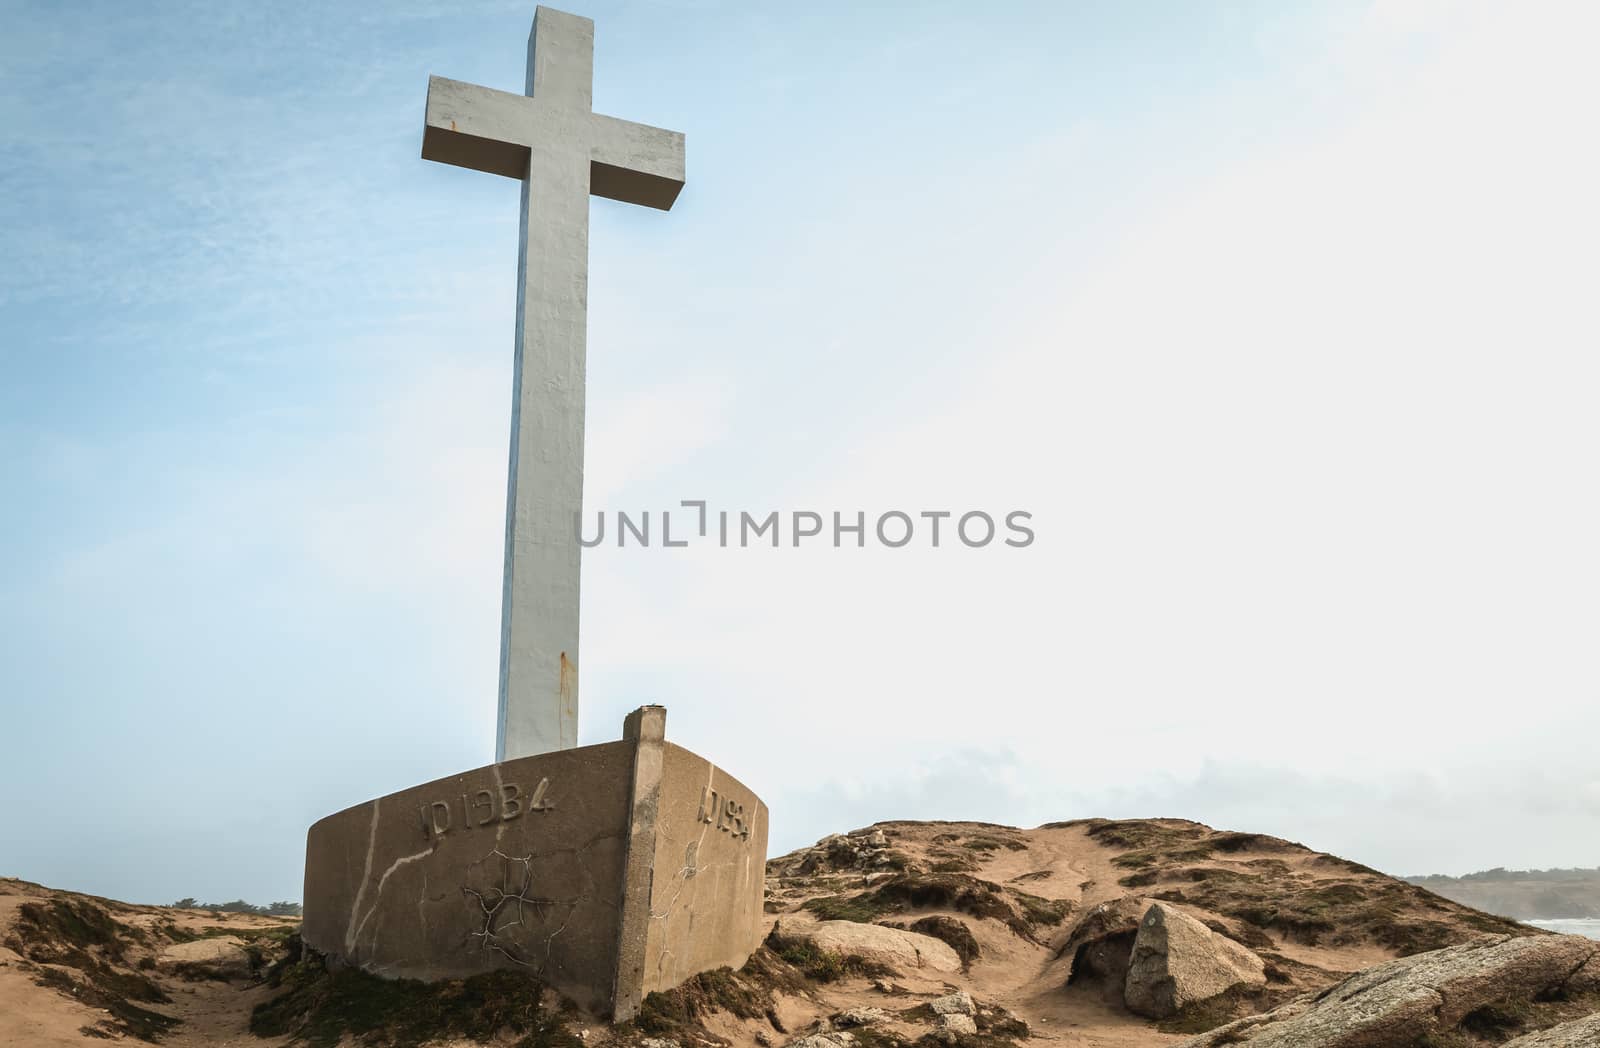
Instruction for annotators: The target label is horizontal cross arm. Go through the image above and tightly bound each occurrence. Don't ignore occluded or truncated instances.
[422,75,537,180]
[589,114,685,211]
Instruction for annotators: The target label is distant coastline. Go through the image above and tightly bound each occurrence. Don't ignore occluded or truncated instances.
[1527,918,1600,941]
[1406,867,1600,923]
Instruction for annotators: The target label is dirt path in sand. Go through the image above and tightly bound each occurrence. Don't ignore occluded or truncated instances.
[161,977,291,1048]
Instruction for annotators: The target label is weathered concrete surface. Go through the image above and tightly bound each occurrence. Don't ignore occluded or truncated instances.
[1123,902,1265,1019]
[1178,933,1600,1048]
[642,738,770,987]
[420,6,685,763]
[616,709,770,1016]
[302,707,764,1020]
[302,742,632,1012]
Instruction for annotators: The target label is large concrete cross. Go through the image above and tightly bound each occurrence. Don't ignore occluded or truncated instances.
[421,6,684,761]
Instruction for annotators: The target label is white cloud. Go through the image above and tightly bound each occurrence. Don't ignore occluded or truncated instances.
[572,0,1600,863]
[585,377,734,506]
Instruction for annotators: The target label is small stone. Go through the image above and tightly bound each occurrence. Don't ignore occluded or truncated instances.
[939,1014,977,1036]
[832,1007,890,1028]
[785,1034,853,1048]
[755,1033,773,1047]
[867,830,888,848]
[929,991,976,1017]
[640,1038,681,1048]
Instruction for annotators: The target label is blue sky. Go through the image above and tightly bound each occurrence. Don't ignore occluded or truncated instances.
[3,0,1598,906]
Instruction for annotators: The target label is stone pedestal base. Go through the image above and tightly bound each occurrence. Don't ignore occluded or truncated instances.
[301,706,768,1020]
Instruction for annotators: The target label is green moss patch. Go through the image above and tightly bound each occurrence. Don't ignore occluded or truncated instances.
[882,915,982,967]
[633,938,890,1044]
[1010,891,1070,928]
[1154,985,1283,1036]
[1111,852,1157,870]
[250,937,578,1048]
[800,873,1069,944]
[12,899,133,963]
[634,950,802,1038]
[1141,861,1525,954]
[908,916,981,967]
[804,893,894,923]
[766,930,895,985]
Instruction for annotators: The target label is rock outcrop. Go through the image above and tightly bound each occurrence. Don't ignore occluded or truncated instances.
[791,920,962,974]
[1060,896,1150,988]
[1179,933,1600,1048]
[1123,902,1266,1019]
[774,829,902,877]
[929,991,976,1016]
[829,1007,890,1028]
[158,936,255,979]
[1502,1012,1600,1047]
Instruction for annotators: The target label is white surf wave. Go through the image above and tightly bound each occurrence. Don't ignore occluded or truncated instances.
[1526,918,1600,940]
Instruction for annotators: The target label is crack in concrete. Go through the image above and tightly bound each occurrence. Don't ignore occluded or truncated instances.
[491,763,508,844]
[417,869,430,944]
[460,832,624,970]
[462,848,557,968]
[343,799,382,954]
[352,845,435,958]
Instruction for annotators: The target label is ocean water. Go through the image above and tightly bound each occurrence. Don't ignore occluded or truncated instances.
[1527,918,1600,940]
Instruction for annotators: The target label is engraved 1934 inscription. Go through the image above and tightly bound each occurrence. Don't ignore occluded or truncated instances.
[419,777,554,839]
[696,785,754,841]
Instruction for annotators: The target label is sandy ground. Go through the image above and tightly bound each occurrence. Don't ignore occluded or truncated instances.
[756,818,1514,1048]
[0,877,295,1048]
[0,817,1514,1047]
[763,822,1195,1048]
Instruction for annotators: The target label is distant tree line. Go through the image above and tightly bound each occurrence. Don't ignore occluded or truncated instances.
[170,897,302,916]
[1408,867,1600,885]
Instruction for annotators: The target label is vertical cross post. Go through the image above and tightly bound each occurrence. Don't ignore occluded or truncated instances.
[420,6,685,761]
